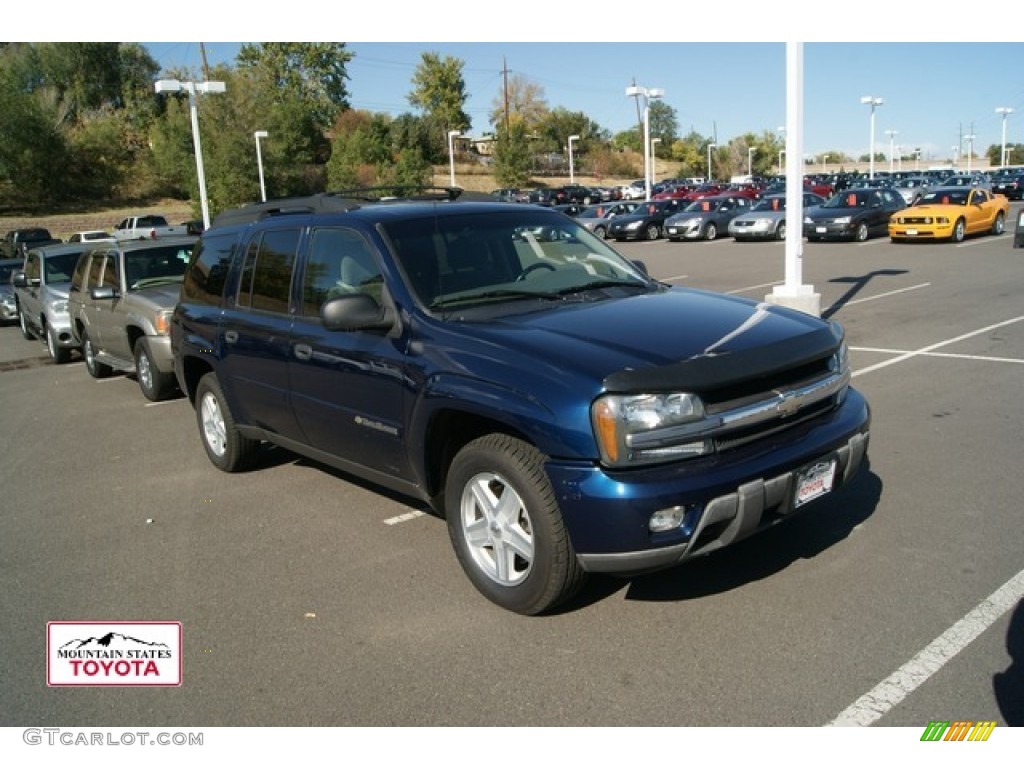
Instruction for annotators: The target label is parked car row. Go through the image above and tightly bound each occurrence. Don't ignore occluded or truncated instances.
[8,236,197,400]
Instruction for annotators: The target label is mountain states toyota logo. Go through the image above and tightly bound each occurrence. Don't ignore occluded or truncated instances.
[47,622,182,686]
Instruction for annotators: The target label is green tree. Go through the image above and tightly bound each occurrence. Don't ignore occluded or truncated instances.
[407,52,471,162]
[325,110,395,190]
[647,100,678,146]
[236,42,352,131]
[493,121,532,188]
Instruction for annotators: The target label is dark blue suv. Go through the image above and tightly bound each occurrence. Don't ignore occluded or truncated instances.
[171,189,870,615]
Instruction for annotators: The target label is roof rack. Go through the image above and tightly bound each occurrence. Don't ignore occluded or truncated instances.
[209,186,499,229]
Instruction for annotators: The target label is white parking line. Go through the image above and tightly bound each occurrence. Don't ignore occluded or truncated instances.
[726,280,784,295]
[827,568,1024,726]
[851,347,1024,365]
[843,283,931,305]
[662,274,689,282]
[852,315,1024,378]
[383,509,427,526]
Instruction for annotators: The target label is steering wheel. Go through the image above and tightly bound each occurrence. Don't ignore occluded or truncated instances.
[515,262,557,281]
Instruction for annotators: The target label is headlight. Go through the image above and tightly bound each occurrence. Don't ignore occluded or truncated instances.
[591,392,711,467]
[834,216,851,224]
[625,221,642,230]
[154,310,172,335]
[752,218,772,229]
[48,299,68,314]
[803,216,814,224]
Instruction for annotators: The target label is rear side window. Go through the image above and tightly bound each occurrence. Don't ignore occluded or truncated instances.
[182,233,236,305]
[236,228,300,314]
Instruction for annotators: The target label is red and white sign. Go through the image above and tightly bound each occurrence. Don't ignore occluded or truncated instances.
[47,621,182,687]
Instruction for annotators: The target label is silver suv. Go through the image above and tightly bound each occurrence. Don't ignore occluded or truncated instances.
[13,243,92,363]
[68,237,196,400]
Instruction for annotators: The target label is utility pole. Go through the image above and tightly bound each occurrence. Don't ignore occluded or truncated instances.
[501,58,509,135]
[200,42,211,81]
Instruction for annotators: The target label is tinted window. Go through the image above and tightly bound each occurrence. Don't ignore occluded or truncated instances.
[183,233,236,305]
[236,229,300,314]
[301,227,382,317]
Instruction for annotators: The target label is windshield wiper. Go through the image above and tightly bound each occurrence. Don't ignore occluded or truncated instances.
[555,279,648,295]
[430,288,563,309]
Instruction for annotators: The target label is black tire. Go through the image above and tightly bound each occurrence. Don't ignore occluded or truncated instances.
[704,222,718,241]
[594,225,607,239]
[775,222,787,240]
[81,329,112,379]
[445,434,587,615]
[195,372,259,472]
[644,223,660,241]
[951,218,966,243]
[991,211,1005,236]
[134,338,176,401]
[46,324,71,364]
[19,308,35,340]
[854,222,869,242]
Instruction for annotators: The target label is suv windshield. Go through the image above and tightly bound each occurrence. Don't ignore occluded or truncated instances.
[124,244,193,290]
[43,252,83,283]
[381,209,653,310]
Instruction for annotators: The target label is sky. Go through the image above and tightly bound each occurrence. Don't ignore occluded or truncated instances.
[19,2,1024,166]
[143,40,1024,167]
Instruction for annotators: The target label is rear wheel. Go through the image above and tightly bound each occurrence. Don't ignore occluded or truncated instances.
[445,434,587,615]
[195,373,259,472]
[82,329,112,379]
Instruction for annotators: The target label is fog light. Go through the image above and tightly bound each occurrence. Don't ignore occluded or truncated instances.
[649,506,687,533]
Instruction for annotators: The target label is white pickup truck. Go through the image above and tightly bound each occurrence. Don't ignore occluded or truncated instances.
[112,215,190,241]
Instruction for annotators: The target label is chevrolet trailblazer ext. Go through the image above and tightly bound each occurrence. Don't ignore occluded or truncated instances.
[170,189,870,615]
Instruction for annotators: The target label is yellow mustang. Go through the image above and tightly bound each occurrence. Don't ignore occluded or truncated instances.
[889,186,1009,243]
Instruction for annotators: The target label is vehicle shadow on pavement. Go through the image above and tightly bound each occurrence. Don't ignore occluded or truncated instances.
[993,598,1023,726]
[823,269,909,320]
[561,458,883,610]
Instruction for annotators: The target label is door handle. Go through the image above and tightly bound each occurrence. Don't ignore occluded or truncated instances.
[224,330,238,344]
[294,344,312,361]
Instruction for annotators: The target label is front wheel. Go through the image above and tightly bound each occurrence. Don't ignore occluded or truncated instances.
[82,329,112,379]
[445,434,586,615]
[46,324,71,364]
[703,222,718,241]
[644,223,660,241]
[134,338,176,401]
[775,222,787,240]
[594,225,607,239]
[195,373,259,472]
[951,218,966,243]
[19,309,35,340]
[854,222,869,242]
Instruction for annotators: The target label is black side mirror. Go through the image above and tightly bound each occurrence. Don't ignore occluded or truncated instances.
[12,270,28,288]
[322,293,393,332]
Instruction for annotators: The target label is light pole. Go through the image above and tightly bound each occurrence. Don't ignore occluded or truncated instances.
[885,129,899,173]
[996,107,1013,167]
[707,143,717,182]
[952,145,960,169]
[626,85,664,200]
[567,134,580,185]
[650,137,661,185]
[254,130,268,202]
[747,146,756,176]
[447,130,462,187]
[154,78,226,230]
[776,126,786,175]
[820,153,829,173]
[964,134,976,173]
[860,96,883,179]
[914,147,921,171]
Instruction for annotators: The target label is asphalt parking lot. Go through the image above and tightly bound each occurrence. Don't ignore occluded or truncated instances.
[2,210,1022,731]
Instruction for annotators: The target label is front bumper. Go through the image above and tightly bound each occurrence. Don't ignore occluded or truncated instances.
[547,389,870,575]
[804,222,857,239]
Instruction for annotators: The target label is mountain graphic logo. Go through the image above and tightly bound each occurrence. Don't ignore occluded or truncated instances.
[60,632,170,651]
